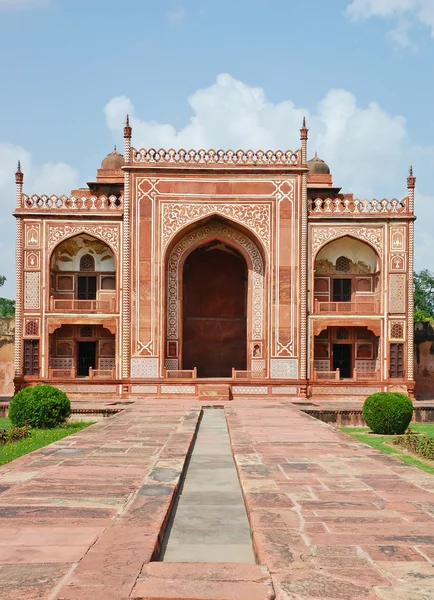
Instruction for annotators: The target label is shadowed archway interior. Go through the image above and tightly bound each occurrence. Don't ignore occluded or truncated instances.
[182,241,247,377]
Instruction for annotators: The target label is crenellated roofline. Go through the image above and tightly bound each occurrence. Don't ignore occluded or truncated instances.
[128,147,304,168]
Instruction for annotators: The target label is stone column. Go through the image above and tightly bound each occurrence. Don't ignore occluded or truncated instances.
[122,117,132,381]
[14,162,24,378]
[299,118,309,381]
[407,166,416,382]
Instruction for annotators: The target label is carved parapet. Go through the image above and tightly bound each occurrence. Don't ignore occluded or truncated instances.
[131,147,302,167]
[20,194,124,212]
[309,197,408,216]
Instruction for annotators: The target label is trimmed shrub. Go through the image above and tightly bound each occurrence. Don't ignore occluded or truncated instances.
[0,425,30,446]
[362,391,413,435]
[9,385,71,429]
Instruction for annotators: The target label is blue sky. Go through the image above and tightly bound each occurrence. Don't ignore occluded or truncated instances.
[0,0,433,296]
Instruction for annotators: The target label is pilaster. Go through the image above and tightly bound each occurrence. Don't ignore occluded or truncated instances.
[122,117,132,380]
[407,166,416,381]
[299,118,309,380]
[14,162,24,378]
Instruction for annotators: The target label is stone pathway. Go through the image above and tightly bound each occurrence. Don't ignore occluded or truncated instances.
[162,408,255,563]
[0,399,434,599]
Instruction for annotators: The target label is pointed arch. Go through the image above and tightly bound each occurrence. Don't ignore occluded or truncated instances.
[163,217,267,374]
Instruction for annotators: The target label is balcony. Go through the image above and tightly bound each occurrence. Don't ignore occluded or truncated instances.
[49,297,116,313]
[314,298,380,315]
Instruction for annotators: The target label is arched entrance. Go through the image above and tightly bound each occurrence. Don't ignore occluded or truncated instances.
[182,241,247,377]
[165,219,266,378]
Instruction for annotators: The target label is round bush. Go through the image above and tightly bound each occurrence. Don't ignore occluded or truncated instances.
[9,385,71,429]
[362,392,413,435]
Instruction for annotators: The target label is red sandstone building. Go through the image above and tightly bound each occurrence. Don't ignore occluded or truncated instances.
[13,119,416,399]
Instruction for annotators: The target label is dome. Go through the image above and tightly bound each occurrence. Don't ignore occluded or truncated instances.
[100,147,124,170]
[308,152,330,175]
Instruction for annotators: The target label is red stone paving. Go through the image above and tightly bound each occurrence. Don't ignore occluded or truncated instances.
[0,400,434,599]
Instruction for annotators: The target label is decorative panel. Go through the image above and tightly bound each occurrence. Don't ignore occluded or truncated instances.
[99,358,115,370]
[48,224,119,252]
[355,360,376,371]
[50,358,74,369]
[252,359,266,375]
[131,385,159,394]
[164,358,179,370]
[25,251,40,269]
[389,274,406,313]
[270,358,298,379]
[24,318,39,337]
[160,385,196,394]
[390,321,405,341]
[271,386,298,395]
[314,360,330,371]
[390,227,406,251]
[131,357,159,378]
[161,202,271,252]
[312,227,383,256]
[232,386,268,395]
[25,223,40,247]
[312,386,382,395]
[56,384,118,393]
[389,253,406,272]
[24,272,40,309]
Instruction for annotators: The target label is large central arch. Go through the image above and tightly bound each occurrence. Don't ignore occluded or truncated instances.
[165,219,265,376]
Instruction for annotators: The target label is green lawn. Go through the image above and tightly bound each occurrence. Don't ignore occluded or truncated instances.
[341,423,434,475]
[0,417,93,466]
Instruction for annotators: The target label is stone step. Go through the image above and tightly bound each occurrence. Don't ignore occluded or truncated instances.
[131,562,274,600]
[198,384,231,401]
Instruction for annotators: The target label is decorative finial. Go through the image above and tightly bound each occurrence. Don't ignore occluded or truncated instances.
[114,144,117,152]
[15,160,24,185]
[300,115,308,140]
[124,114,132,139]
[407,164,416,189]
[315,151,318,158]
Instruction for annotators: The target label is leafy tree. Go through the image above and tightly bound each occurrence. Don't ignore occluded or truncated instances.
[0,275,15,317]
[414,269,434,322]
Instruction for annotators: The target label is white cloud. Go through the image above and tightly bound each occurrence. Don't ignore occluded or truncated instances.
[105,74,409,196]
[105,73,433,271]
[0,142,79,297]
[346,0,434,45]
[165,6,186,25]
[2,73,433,297]
[0,0,51,9]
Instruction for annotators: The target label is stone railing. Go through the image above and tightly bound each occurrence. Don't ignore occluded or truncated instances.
[89,367,116,379]
[165,368,197,379]
[132,147,302,167]
[49,298,117,313]
[48,367,115,379]
[21,194,123,212]
[49,368,76,379]
[309,197,409,215]
[353,369,381,381]
[232,369,265,379]
[314,298,380,314]
[313,369,340,381]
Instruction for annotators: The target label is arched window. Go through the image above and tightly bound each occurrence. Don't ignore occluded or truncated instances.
[80,254,95,271]
[335,255,350,273]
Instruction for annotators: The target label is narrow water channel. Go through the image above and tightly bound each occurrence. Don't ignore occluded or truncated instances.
[161,408,255,563]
